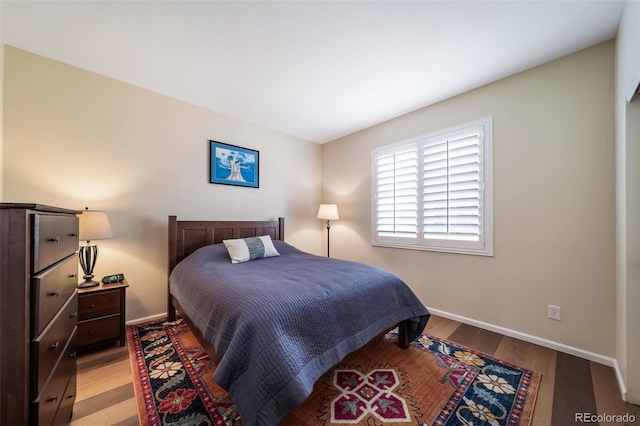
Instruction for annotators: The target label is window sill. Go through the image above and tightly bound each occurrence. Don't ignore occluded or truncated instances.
[371,240,493,257]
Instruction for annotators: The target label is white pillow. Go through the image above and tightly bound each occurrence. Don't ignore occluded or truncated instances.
[222,235,280,264]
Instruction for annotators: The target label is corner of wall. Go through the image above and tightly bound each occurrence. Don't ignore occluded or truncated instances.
[615,0,640,405]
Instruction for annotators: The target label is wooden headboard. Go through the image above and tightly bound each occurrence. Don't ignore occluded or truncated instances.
[167,216,285,320]
[168,215,285,272]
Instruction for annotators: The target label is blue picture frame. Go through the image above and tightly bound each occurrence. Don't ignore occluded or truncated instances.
[209,140,259,188]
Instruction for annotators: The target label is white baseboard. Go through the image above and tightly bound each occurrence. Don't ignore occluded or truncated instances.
[428,308,630,401]
[612,358,629,402]
[426,307,616,367]
[126,312,166,326]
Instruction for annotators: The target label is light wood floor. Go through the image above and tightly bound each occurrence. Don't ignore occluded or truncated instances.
[71,315,640,425]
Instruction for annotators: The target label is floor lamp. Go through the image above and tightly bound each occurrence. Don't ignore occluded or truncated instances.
[317,204,339,257]
[78,207,113,288]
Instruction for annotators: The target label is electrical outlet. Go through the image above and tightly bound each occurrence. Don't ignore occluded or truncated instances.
[548,305,562,321]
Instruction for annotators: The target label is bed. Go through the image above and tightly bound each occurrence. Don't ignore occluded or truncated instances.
[167,216,430,425]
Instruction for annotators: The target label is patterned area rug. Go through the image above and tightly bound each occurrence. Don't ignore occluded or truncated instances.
[127,319,540,425]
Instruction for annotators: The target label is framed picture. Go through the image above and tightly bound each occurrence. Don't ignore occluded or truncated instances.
[209,140,259,188]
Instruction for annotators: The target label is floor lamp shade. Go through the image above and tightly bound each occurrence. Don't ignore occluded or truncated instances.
[78,208,113,287]
[317,204,339,257]
[317,204,339,221]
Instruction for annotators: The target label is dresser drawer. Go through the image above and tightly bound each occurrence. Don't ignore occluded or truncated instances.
[32,255,79,337]
[77,315,121,346]
[32,293,78,396]
[32,214,79,274]
[31,327,77,426]
[52,368,76,426]
[78,289,121,320]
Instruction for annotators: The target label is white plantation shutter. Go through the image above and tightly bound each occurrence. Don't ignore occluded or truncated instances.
[372,118,493,256]
[423,130,481,242]
[375,143,418,239]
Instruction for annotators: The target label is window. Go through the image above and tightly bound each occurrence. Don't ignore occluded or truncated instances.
[372,117,493,256]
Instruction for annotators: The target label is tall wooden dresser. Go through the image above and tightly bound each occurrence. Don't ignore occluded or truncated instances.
[0,203,80,425]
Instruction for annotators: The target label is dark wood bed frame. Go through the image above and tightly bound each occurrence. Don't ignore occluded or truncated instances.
[166,215,411,364]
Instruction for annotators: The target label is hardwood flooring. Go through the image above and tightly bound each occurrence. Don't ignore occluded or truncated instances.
[72,315,639,425]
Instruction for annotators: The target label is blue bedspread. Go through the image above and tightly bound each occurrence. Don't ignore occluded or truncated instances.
[169,241,429,425]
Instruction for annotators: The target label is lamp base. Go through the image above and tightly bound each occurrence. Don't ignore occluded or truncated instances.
[79,244,99,288]
[78,280,99,288]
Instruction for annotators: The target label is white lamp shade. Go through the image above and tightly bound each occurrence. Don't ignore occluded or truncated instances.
[78,210,113,241]
[317,204,339,220]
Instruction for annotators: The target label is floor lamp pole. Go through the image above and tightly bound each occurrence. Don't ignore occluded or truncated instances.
[326,220,331,257]
[317,204,338,258]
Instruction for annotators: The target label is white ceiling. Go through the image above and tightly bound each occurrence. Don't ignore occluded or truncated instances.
[1,1,624,144]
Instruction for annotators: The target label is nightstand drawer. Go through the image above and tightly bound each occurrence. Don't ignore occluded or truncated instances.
[32,254,79,337]
[32,214,79,274]
[77,315,120,346]
[78,289,121,320]
[77,280,128,351]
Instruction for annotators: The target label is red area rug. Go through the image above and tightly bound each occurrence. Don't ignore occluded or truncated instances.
[128,319,540,425]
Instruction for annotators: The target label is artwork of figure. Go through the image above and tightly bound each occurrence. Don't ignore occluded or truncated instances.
[210,141,259,188]
[225,156,248,182]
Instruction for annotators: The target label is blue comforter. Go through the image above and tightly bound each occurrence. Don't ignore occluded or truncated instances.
[169,241,429,425]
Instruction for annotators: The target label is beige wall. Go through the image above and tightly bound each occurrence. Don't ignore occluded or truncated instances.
[322,41,616,358]
[2,34,628,386]
[3,46,322,321]
[616,0,640,404]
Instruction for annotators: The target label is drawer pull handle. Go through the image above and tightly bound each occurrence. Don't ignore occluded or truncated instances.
[48,290,60,297]
[90,303,96,309]
[68,274,77,279]
[69,312,77,318]
[67,394,75,399]
[70,233,78,237]
[69,352,77,358]
[89,329,95,334]
[47,396,58,403]
[50,342,60,350]
[47,236,60,244]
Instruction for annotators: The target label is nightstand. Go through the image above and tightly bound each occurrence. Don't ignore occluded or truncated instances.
[77,279,128,352]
